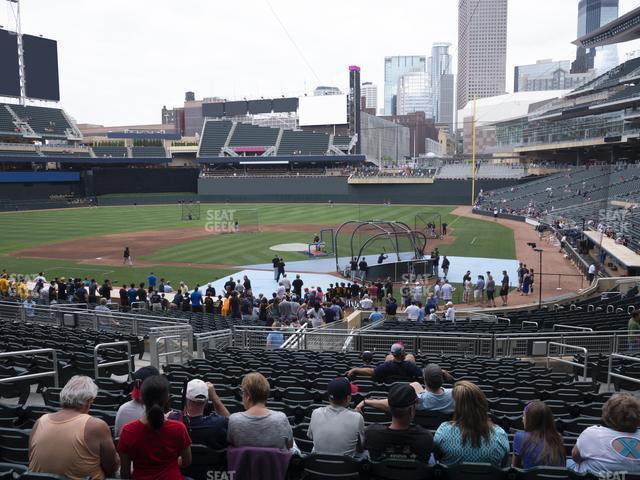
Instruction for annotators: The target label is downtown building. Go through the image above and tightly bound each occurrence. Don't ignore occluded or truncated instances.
[456,0,508,111]
[429,42,454,130]
[383,55,427,115]
[572,0,619,74]
[514,59,595,92]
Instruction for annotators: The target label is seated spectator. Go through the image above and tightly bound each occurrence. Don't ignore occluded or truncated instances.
[359,294,374,309]
[168,379,229,450]
[266,322,284,349]
[368,306,384,322]
[356,363,455,415]
[227,372,293,449]
[512,401,564,469]
[29,375,119,480]
[346,343,421,383]
[364,383,433,462]
[434,381,509,466]
[118,375,192,479]
[115,366,159,437]
[307,378,364,457]
[570,393,640,475]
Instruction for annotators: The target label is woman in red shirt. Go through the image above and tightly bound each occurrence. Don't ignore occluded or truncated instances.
[118,375,192,480]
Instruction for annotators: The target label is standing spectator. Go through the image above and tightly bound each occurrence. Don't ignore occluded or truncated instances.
[243,275,252,292]
[441,279,453,303]
[190,285,203,312]
[29,376,119,479]
[127,283,138,306]
[441,256,450,277]
[115,366,159,437]
[486,274,496,308]
[517,263,525,291]
[119,285,129,309]
[404,302,421,321]
[412,282,422,303]
[136,283,147,303]
[588,264,596,283]
[307,304,325,328]
[463,277,472,304]
[308,378,364,457]
[227,372,293,449]
[147,272,157,289]
[474,275,485,305]
[512,401,565,469]
[281,274,291,293]
[349,258,358,281]
[358,257,368,281]
[433,381,509,466]
[444,302,456,322]
[277,258,286,282]
[521,271,531,296]
[569,393,640,475]
[292,275,303,298]
[99,280,112,302]
[272,255,280,281]
[123,246,132,265]
[363,383,433,462]
[118,375,192,479]
[500,270,510,306]
[22,296,35,318]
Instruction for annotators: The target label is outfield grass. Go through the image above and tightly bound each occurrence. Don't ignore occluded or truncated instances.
[0,203,515,285]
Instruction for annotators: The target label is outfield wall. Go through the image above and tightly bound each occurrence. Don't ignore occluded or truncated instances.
[91,167,199,195]
[197,177,522,205]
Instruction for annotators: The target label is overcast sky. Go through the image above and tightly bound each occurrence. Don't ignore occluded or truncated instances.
[3,0,640,126]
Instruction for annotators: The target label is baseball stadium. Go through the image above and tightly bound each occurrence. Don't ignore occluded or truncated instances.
[0,1,639,480]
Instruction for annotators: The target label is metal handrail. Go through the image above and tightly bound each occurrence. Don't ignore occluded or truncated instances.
[607,353,640,390]
[497,317,511,325]
[553,324,593,332]
[280,324,308,350]
[194,329,233,358]
[0,348,59,387]
[546,342,588,380]
[522,320,538,329]
[94,341,132,380]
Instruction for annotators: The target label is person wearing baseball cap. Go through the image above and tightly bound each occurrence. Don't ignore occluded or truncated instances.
[115,366,159,436]
[167,379,229,451]
[346,343,421,383]
[307,378,364,457]
[363,383,433,462]
[356,363,455,415]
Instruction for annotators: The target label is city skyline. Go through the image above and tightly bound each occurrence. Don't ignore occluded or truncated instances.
[3,0,640,125]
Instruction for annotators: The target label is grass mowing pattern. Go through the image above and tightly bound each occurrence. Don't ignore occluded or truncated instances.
[0,203,515,284]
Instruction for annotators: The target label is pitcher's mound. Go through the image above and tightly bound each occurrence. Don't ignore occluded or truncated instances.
[270,243,309,252]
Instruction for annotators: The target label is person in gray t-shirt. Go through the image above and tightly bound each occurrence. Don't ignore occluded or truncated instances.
[308,377,364,457]
[227,372,293,449]
[114,365,159,436]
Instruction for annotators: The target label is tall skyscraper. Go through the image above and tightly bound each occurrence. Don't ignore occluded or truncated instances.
[514,59,595,92]
[361,82,378,111]
[396,71,432,117]
[384,56,426,115]
[429,43,454,128]
[572,0,619,74]
[456,0,508,111]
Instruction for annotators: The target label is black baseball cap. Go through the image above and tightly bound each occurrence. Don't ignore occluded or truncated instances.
[361,351,374,362]
[388,383,417,408]
[133,365,159,382]
[327,377,355,401]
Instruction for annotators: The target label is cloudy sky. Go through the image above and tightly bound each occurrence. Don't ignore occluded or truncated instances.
[3,0,640,126]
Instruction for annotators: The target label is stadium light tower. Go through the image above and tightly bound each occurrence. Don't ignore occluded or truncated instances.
[6,0,26,105]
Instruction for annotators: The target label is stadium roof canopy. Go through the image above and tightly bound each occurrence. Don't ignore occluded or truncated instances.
[573,6,640,48]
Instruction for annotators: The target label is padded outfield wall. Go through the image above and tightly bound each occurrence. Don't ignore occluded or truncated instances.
[198,176,523,204]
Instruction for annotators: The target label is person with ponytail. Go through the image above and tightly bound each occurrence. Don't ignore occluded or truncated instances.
[118,375,192,479]
[512,401,565,469]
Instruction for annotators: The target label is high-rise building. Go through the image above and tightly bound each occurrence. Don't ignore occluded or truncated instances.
[384,56,427,115]
[572,0,619,74]
[428,43,454,129]
[514,59,595,92]
[396,71,432,117]
[456,0,508,111]
[361,82,378,111]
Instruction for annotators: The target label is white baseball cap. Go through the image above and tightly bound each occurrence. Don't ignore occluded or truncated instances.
[186,379,208,401]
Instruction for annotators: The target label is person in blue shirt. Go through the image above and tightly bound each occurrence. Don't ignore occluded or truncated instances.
[190,285,203,312]
[368,307,384,322]
[417,302,426,323]
[126,283,138,305]
[425,294,438,314]
[147,272,157,289]
[266,322,284,349]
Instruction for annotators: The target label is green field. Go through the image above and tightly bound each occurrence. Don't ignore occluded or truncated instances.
[0,203,516,286]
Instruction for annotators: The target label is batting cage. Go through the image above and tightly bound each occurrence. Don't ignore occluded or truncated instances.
[334,220,430,281]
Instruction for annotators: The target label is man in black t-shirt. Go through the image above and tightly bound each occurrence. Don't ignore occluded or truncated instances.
[346,343,421,383]
[363,383,433,462]
[223,277,236,294]
[272,256,280,281]
[292,275,304,298]
[349,257,358,281]
[385,296,398,317]
[358,258,368,281]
